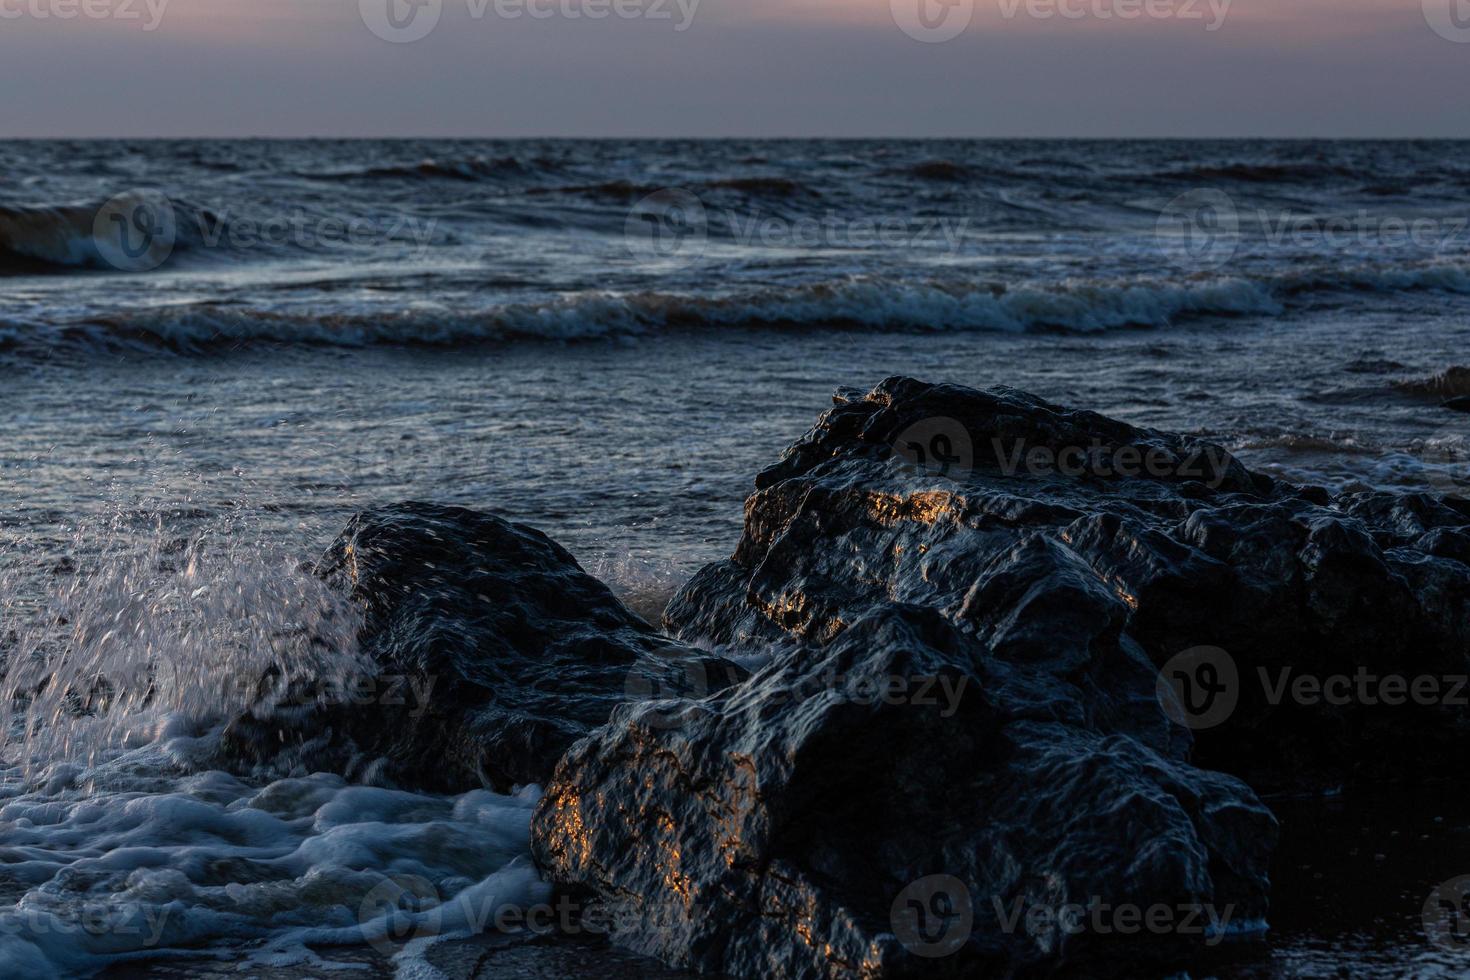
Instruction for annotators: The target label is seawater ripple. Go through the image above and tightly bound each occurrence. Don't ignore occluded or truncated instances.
[4,139,1470,357]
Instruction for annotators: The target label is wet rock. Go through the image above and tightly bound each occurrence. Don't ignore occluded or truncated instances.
[535,604,1274,978]
[663,377,1470,794]
[532,377,1470,978]
[531,380,1335,977]
[1443,395,1470,412]
[222,502,741,792]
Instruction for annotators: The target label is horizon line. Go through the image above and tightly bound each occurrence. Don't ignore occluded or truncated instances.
[5,134,1470,141]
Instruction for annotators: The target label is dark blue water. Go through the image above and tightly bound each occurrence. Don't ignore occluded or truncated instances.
[3,139,1470,351]
[1,139,1468,977]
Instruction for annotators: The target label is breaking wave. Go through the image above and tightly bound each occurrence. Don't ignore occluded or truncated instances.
[7,261,1470,356]
[0,276,1280,355]
[0,196,218,275]
[1394,366,1470,400]
[0,203,103,272]
[298,155,541,182]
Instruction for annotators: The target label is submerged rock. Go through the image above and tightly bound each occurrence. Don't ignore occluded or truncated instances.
[222,502,741,792]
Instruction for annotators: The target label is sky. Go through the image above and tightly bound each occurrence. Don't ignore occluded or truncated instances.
[0,0,1467,137]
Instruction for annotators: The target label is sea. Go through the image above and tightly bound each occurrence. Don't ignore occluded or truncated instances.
[0,139,1467,977]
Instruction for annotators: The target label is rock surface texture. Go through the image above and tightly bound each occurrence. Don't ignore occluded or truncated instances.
[222,502,739,791]
[658,377,1470,792]
[534,377,1470,977]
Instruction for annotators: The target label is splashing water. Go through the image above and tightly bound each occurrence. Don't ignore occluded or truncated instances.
[0,513,549,978]
[1,515,369,776]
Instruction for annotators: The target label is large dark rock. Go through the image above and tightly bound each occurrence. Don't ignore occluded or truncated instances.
[535,604,1274,978]
[531,379,1403,977]
[663,377,1470,793]
[530,378,1470,978]
[221,502,741,792]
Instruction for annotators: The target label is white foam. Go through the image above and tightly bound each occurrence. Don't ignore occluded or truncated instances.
[0,749,547,978]
[0,520,550,977]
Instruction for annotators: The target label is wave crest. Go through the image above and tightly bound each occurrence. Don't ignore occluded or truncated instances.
[6,260,1468,357]
[300,155,538,182]
[0,195,217,274]
[1155,162,1366,184]
[1395,366,1470,400]
[4,276,1280,355]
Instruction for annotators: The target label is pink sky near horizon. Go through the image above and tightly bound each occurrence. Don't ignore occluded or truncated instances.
[1,0,1465,137]
[144,0,1432,34]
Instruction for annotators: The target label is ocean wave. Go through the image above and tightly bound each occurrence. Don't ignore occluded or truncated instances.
[301,165,815,200]
[8,260,1470,357]
[882,159,1098,183]
[704,176,815,197]
[526,179,662,200]
[0,201,143,273]
[1145,160,1470,191]
[299,155,539,182]
[1,276,1280,355]
[1277,263,1470,297]
[1234,432,1381,456]
[887,156,1378,188]
[0,195,218,275]
[1394,366,1470,400]
[886,160,973,182]
[532,176,816,201]
[1154,162,1368,184]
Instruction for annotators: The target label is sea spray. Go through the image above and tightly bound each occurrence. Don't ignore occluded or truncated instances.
[0,512,550,976]
[0,513,368,778]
